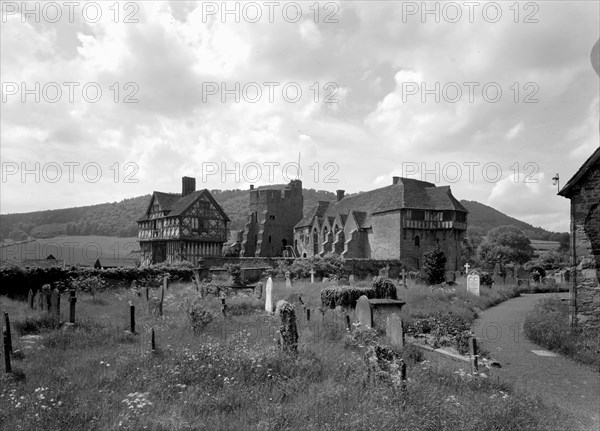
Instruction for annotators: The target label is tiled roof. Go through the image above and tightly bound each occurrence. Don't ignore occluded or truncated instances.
[294,201,331,228]
[558,147,600,198]
[295,177,467,230]
[138,189,230,222]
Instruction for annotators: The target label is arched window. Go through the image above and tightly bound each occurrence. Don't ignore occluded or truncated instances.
[415,235,420,247]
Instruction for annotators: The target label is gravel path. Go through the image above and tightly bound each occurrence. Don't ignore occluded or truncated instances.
[473,292,599,430]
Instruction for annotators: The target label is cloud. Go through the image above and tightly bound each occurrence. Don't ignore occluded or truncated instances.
[1,1,598,234]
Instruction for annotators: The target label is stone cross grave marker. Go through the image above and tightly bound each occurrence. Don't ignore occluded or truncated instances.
[467,274,480,296]
[356,295,372,328]
[285,271,292,288]
[265,276,273,313]
[464,262,470,275]
[386,313,404,348]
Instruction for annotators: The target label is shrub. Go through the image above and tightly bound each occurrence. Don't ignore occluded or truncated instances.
[321,286,376,309]
[422,246,447,285]
[371,278,398,300]
[182,298,216,333]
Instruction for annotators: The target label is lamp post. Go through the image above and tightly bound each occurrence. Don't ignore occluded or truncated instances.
[552,173,560,192]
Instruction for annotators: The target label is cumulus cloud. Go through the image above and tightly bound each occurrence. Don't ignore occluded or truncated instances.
[1,1,598,232]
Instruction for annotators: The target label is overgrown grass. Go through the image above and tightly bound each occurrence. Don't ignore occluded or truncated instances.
[401,284,520,353]
[524,298,600,371]
[0,283,590,430]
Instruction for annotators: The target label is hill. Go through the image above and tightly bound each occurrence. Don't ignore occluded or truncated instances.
[0,186,565,243]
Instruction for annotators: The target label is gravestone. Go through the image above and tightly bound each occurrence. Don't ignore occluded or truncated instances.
[349,274,355,284]
[37,291,44,310]
[163,276,169,291]
[50,289,61,323]
[285,271,292,288]
[356,295,372,328]
[27,289,34,309]
[310,268,315,284]
[386,313,404,348]
[467,274,480,296]
[337,277,350,286]
[322,277,329,283]
[265,277,273,313]
[378,266,390,278]
[277,301,298,353]
[255,281,263,299]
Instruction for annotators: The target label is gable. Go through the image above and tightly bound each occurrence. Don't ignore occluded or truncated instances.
[559,147,600,198]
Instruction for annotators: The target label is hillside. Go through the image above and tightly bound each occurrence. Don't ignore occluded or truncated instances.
[0,186,565,242]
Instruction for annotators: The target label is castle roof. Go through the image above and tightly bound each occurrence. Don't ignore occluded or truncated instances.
[294,177,467,230]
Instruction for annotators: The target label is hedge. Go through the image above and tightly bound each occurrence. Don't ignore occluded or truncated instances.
[0,263,195,298]
[320,286,376,309]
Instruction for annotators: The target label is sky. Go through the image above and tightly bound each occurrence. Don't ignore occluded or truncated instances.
[1,0,599,233]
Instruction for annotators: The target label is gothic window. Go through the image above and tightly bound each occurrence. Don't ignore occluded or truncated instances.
[415,235,420,247]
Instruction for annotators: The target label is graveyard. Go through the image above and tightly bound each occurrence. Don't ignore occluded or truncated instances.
[0,272,591,431]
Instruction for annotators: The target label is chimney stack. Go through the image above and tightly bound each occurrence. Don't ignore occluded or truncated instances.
[182,176,196,197]
[336,190,345,202]
[250,185,254,190]
[392,176,400,185]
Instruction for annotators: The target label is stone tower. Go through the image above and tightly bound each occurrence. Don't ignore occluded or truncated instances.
[240,180,303,257]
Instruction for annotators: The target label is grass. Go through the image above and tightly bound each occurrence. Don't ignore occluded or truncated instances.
[0,280,590,430]
[524,298,600,371]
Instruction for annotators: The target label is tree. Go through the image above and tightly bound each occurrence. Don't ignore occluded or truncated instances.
[422,246,447,285]
[535,250,569,270]
[477,225,533,268]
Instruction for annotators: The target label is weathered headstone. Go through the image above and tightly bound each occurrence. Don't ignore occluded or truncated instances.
[349,274,355,284]
[322,277,329,283]
[401,268,407,287]
[131,279,137,291]
[467,274,480,296]
[27,289,34,309]
[255,281,263,299]
[356,295,372,328]
[163,276,169,291]
[378,266,390,278]
[285,271,292,288]
[386,313,404,348]
[310,268,315,284]
[277,301,298,353]
[37,291,44,310]
[337,277,350,286]
[50,289,61,323]
[265,276,273,313]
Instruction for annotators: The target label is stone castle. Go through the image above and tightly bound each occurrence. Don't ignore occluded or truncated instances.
[239,180,303,257]
[293,177,467,272]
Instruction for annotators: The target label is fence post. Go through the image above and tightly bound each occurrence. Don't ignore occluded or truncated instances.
[3,313,12,355]
[69,290,77,324]
[3,329,11,373]
[151,328,156,352]
[469,337,479,373]
[129,303,136,334]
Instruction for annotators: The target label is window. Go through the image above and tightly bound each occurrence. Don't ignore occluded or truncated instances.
[414,235,420,247]
[269,215,275,220]
[443,211,453,221]
[268,235,272,243]
[412,210,425,220]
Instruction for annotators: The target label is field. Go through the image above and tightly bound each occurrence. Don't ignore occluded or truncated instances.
[0,279,586,431]
[0,236,139,266]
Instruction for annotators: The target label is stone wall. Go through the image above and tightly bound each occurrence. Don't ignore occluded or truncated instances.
[570,163,600,329]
